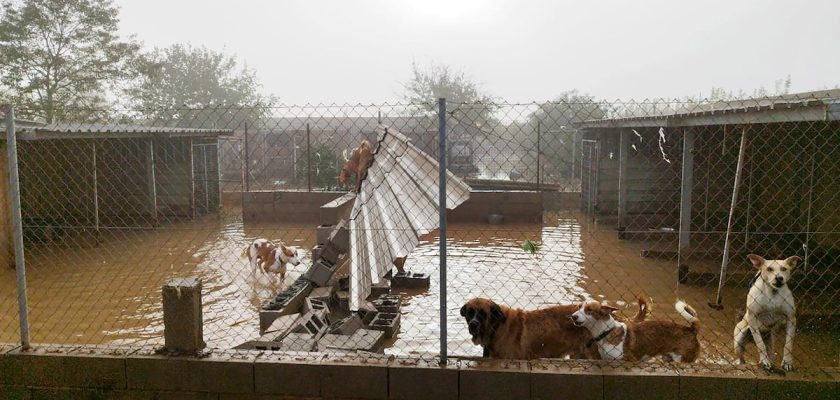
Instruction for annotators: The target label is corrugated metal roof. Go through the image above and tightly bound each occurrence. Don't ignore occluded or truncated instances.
[1,121,232,139]
[580,89,840,129]
[349,125,471,311]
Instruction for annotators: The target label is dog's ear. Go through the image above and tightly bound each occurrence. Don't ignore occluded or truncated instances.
[602,303,619,313]
[747,254,765,268]
[784,255,802,268]
[460,304,467,317]
[489,302,506,325]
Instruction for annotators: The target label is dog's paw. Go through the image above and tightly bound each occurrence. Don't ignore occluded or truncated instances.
[782,362,794,372]
[760,360,773,370]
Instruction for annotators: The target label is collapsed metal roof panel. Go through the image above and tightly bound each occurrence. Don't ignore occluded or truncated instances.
[350,125,471,311]
[1,122,233,139]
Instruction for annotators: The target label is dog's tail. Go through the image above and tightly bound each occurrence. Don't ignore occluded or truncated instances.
[342,148,350,162]
[633,294,652,322]
[674,300,700,333]
[241,243,252,259]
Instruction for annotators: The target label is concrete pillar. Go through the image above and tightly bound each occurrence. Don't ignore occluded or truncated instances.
[162,277,205,354]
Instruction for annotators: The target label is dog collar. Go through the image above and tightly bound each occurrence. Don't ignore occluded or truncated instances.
[586,327,615,348]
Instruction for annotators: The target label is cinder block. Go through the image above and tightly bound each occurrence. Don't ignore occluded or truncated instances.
[126,351,254,393]
[162,277,205,354]
[391,272,430,289]
[676,364,756,400]
[329,314,364,335]
[317,329,386,353]
[335,291,350,312]
[373,294,401,313]
[301,297,330,315]
[754,368,839,400]
[530,359,602,400]
[316,225,334,245]
[319,193,356,226]
[276,333,318,352]
[602,364,678,400]
[368,312,401,339]
[0,385,31,399]
[292,309,330,339]
[307,259,337,287]
[260,278,313,332]
[369,280,391,297]
[321,354,390,399]
[459,359,530,400]
[254,352,323,397]
[389,357,458,400]
[327,220,350,252]
[1,347,126,389]
[308,286,334,303]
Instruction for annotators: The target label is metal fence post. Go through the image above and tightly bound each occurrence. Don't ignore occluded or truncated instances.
[4,105,31,349]
[438,98,448,365]
[536,121,541,190]
[307,123,312,192]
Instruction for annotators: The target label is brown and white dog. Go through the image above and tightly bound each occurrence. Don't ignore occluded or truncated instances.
[339,140,374,192]
[734,254,800,371]
[242,238,301,281]
[571,298,700,363]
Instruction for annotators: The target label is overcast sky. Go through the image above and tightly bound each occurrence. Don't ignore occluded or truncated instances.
[116,0,840,104]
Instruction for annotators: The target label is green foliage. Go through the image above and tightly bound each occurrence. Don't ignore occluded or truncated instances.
[521,239,540,255]
[527,90,606,179]
[125,44,274,129]
[295,143,341,190]
[403,62,498,129]
[0,0,139,122]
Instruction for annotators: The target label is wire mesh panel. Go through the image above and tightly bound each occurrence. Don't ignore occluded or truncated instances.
[0,94,837,373]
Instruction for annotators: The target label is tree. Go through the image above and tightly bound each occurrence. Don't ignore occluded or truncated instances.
[403,62,498,127]
[0,0,139,122]
[126,44,274,129]
[527,90,606,181]
[295,143,341,190]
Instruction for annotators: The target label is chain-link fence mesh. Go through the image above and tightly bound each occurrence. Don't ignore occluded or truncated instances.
[0,94,837,372]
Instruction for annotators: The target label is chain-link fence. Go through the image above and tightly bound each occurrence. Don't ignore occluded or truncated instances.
[1,93,838,373]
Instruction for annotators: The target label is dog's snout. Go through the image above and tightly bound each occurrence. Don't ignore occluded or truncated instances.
[468,320,480,334]
[774,276,785,287]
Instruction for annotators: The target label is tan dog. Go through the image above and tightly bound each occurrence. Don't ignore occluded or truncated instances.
[339,140,373,192]
[571,299,700,363]
[242,238,301,281]
[734,254,800,371]
[460,298,599,359]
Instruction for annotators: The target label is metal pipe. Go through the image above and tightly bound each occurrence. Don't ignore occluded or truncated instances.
[203,146,209,211]
[307,123,312,192]
[804,137,816,271]
[712,126,749,308]
[148,140,158,226]
[190,139,196,219]
[4,105,30,349]
[243,124,250,193]
[438,97,448,365]
[92,140,99,238]
[536,121,541,191]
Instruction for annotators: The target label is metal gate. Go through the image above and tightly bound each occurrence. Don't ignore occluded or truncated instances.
[192,141,221,215]
[580,139,600,216]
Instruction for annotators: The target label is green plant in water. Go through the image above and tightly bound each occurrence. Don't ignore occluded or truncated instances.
[521,239,540,254]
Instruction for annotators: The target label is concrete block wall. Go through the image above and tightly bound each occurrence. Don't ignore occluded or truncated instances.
[1,345,837,399]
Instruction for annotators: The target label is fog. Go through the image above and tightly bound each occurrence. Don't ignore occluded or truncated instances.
[117,0,840,103]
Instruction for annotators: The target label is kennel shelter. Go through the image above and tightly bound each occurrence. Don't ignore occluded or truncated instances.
[577,90,840,288]
[1,121,232,243]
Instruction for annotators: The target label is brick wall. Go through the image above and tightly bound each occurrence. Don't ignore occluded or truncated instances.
[1,345,837,399]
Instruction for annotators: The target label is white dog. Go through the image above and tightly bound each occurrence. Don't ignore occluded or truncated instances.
[734,254,800,371]
[242,238,301,282]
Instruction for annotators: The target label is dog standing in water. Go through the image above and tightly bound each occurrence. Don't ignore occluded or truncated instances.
[242,238,301,282]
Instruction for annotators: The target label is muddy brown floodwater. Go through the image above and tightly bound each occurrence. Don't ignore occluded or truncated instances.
[0,209,836,367]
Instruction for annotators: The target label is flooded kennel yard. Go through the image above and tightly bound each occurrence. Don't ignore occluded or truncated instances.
[1,209,836,367]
